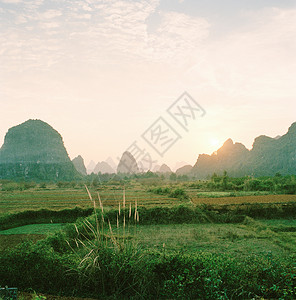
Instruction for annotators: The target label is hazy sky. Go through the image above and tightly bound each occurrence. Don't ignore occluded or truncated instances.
[1,0,296,170]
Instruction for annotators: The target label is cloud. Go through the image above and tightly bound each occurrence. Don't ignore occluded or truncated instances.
[148,12,210,62]
[184,7,296,100]
[40,9,63,19]
[0,0,295,96]
[0,0,210,71]
[1,0,23,3]
[40,21,60,29]
[1,1,296,166]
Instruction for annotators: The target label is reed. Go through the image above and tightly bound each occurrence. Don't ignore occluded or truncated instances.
[67,186,145,297]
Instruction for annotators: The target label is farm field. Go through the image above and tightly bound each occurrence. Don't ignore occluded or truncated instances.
[0,186,180,215]
[1,184,296,216]
[135,220,296,262]
[191,194,296,205]
[0,180,296,299]
[0,234,45,252]
[1,219,295,262]
[1,180,295,299]
[187,190,275,198]
[0,224,65,252]
[0,223,65,235]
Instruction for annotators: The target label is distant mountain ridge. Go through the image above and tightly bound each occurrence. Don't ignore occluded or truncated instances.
[1,119,295,180]
[0,119,80,180]
[94,161,115,174]
[117,151,139,174]
[86,160,96,174]
[158,164,172,173]
[191,122,296,178]
[72,155,87,176]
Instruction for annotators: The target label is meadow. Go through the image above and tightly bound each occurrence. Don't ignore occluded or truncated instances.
[0,184,180,215]
[0,176,295,299]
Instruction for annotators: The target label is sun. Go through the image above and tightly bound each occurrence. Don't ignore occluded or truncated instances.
[209,138,221,148]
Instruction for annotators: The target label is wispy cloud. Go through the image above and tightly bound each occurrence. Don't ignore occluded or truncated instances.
[184,7,296,99]
[0,0,211,71]
[1,0,23,3]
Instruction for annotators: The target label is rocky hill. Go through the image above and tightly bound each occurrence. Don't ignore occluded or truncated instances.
[117,151,139,174]
[72,155,87,176]
[158,164,172,173]
[176,165,192,176]
[190,122,296,178]
[0,119,80,180]
[94,161,115,174]
[86,160,96,174]
[105,157,117,171]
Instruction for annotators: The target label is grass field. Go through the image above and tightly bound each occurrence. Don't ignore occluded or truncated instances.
[0,223,65,235]
[0,234,45,252]
[0,182,295,299]
[134,219,296,260]
[191,194,296,205]
[1,218,295,262]
[0,186,180,215]
[0,224,65,252]
[186,190,273,198]
[2,183,296,215]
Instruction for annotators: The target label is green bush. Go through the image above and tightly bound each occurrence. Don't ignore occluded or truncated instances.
[169,188,189,200]
[149,187,189,201]
[1,182,19,191]
[0,241,79,294]
[153,253,296,299]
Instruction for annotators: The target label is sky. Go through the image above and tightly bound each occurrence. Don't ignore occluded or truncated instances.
[1,0,296,171]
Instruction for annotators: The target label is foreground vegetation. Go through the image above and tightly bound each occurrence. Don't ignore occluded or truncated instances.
[0,174,296,299]
[1,211,295,299]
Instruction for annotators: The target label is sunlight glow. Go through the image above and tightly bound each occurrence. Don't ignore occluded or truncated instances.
[209,138,221,149]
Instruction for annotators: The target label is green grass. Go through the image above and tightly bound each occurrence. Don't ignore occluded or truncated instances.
[0,223,66,235]
[261,219,296,226]
[109,219,296,263]
[1,183,294,217]
[1,216,295,299]
[190,190,272,198]
[0,185,180,215]
[0,182,295,299]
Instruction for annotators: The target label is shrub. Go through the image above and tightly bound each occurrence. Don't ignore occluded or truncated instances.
[0,241,78,294]
[169,188,189,200]
[39,182,46,189]
[1,182,19,191]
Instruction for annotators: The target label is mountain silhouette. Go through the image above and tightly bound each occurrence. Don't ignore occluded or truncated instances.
[86,160,96,174]
[176,165,192,176]
[158,164,172,173]
[94,161,115,174]
[117,151,139,174]
[0,119,80,180]
[190,122,296,178]
[72,155,87,176]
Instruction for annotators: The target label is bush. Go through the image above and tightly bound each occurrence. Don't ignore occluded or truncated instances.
[169,188,189,200]
[0,241,79,294]
[153,253,296,299]
[149,187,189,201]
[283,182,296,194]
[1,182,19,191]
[39,182,47,189]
